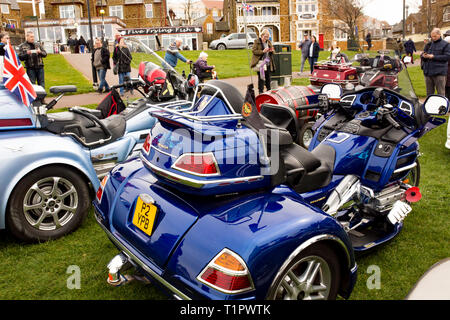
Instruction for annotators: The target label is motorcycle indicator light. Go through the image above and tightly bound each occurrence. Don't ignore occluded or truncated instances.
[142,134,151,155]
[172,153,219,176]
[96,175,110,203]
[198,248,254,294]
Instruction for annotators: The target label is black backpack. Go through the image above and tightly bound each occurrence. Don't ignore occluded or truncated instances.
[96,88,126,119]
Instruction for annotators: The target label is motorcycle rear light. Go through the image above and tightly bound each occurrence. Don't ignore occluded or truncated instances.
[172,153,219,176]
[142,134,151,155]
[197,248,254,294]
[96,175,109,203]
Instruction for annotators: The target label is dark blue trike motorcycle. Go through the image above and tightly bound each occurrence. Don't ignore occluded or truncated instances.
[94,62,449,300]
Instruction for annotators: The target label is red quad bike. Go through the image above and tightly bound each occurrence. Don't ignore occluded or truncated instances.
[255,86,320,149]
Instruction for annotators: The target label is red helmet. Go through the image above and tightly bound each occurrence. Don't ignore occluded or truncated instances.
[139,62,166,86]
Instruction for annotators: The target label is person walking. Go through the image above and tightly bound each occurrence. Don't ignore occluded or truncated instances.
[194,51,215,83]
[112,37,132,96]
[18,30,47,89]
[308,35,320,74]
[298,34,311,73]
[164,38,191,68]
[78,36,87,54]
[365,32,372,51]
[404,38,416,63]
[250,28,275,94]
[421,28,450,97]
[91,37,111,93]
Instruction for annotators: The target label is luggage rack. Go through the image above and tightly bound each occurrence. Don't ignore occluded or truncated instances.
[149,82,244,123]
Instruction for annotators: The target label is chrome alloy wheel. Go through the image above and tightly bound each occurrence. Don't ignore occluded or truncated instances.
[274,255,332,300]
[23,177,78,231]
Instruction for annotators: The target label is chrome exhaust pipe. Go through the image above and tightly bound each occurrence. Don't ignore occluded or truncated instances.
[107,253,132,286]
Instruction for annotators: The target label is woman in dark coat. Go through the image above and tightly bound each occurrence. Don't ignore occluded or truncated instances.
[308,35,320,74]
[112,37,132,95]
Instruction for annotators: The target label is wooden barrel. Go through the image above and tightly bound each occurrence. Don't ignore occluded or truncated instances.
[255,86,318,118]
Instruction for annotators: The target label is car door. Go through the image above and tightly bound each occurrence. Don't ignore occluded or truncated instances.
[227,33,239,48]
[237,34,247,49]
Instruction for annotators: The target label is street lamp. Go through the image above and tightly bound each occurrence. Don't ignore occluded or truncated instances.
[100,9,105,43]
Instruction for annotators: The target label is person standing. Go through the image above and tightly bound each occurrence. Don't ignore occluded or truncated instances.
[18,30,47,89]
[112,37,132,96]
[0,32,9,76]
[164,38,191,68]
[308,35,320,74]
[298,34,311,73]
[250,29,275,94]
[365,32,372,51]
[78,36,87,54]
[91,37,111,93]
[421,28,450,97]
[404,38,416,63]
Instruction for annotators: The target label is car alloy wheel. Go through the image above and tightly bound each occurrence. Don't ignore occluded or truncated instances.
[217,44,226,50]
[273,255,332,300]
[23,177,78,231]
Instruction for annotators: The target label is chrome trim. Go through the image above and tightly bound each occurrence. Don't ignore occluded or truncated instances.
[172,152,221,177]
[267,234,354,298]
[151,145,177,158]
[196,248,255,295]
[341,94,357,106]
[399,101,413,116]
[140,153,264,188]
[95,215,192,300]
[393,161,417,174]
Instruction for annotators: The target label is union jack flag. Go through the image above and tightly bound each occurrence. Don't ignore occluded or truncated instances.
[3,43,36,107]
[242,2,254,12]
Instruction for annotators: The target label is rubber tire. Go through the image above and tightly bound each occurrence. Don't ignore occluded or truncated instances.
[266,243,341,300]
[7,166,90,243]
[217,43,226,50]
[298,122,315,149]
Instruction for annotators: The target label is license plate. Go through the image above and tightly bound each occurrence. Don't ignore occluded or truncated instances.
[132,195,157,236]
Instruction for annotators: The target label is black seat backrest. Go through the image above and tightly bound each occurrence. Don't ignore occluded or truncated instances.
[260,103,299,141]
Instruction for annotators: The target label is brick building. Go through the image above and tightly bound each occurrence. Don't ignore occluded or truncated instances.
[418,0,450,34]
[223,0,367,49]
[23,0,170,48]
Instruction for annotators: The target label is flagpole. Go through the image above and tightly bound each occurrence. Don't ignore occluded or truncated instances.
[242,1,254,87]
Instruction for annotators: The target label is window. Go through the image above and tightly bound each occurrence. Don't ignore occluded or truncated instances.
[297,5,302,12]
[262,7,274,15]
[59,5,75,19]
[1,4,9,14]
[145,4,153,18]
[109,5,123,19]
[206,23,213,34]
[444,6,450,22]
[334,20,348,41]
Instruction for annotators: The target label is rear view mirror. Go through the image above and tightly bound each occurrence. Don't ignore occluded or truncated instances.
[321,83,342,99]
[423,95,449,116]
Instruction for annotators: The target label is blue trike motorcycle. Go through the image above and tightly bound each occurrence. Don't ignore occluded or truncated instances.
[94,59,448,300]
[0,37,196,242]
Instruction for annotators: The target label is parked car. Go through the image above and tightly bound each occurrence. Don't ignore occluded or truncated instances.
[209,32,258,50]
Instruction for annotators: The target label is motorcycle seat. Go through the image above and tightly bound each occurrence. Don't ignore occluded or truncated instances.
[282,143,335,194]
[45,111,126,147]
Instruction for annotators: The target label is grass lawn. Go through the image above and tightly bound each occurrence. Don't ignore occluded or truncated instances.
[43,54,94,96]
[0,117,448,300]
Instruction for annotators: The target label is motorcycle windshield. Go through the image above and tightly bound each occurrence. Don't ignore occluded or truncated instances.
[120,35,186,89]
[354,50,418,103]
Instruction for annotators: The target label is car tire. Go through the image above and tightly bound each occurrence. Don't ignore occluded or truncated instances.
[248,42,254,49]
[217,43,226,50]
[7,166,90,242]
[266,243,341,300]
[298,122,315,149]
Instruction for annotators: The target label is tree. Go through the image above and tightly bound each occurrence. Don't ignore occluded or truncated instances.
[323,0,365,41]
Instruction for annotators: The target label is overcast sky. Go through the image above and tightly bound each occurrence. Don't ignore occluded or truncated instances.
[362,0,420,25]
